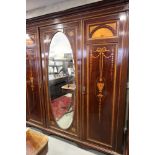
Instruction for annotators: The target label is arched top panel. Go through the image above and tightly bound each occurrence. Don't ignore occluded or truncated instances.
[91,27,114,39]
[89,22,117,39]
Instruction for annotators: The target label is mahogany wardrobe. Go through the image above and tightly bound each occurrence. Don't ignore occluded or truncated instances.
[26,0,129,155]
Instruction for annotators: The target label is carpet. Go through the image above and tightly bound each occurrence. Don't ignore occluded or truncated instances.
[51,93,74,121]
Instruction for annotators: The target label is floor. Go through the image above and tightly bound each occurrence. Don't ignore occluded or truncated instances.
[30,127,106,155]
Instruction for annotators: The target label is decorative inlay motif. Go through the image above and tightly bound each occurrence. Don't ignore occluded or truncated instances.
[27,49,34,92]
[26,35,35,48]
[111,50,114,80]
[92,28,113,39]
[91,46,113,121]
[89,22,117,39]
[30,76,34,91]
[68,31,74,37]
[71,127,76,132]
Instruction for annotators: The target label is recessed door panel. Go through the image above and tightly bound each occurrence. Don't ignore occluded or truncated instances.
[26,28,44,126]
[86,44,117,147]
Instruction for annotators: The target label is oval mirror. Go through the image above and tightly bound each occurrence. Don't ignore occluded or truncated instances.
[48,32,76,130]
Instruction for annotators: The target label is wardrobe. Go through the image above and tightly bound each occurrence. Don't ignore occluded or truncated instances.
[26,0,129,154]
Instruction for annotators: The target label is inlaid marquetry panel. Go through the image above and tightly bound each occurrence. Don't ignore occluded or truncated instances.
[86,43,117,147]
[88,21,117,39]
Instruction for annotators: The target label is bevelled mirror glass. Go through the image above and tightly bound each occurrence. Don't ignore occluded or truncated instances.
[48,32,76,130]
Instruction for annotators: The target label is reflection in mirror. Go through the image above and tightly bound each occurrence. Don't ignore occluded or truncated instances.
[48,32,76,130]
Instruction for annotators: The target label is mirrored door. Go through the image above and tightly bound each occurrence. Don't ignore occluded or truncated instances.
[48,32,76,129]
[40,22,81,135]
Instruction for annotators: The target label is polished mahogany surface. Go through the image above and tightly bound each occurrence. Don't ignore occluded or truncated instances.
[26,28,45,127]
[26,1,129,154]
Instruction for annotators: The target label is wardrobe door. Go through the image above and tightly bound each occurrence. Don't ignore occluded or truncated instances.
[83,12,128,154]
[26,27,45,127]
[40,21,81,138]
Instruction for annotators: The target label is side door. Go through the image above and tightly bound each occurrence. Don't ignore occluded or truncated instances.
[26,27,45,127]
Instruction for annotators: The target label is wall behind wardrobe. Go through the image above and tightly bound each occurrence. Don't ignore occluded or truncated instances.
[26,0,102,19]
